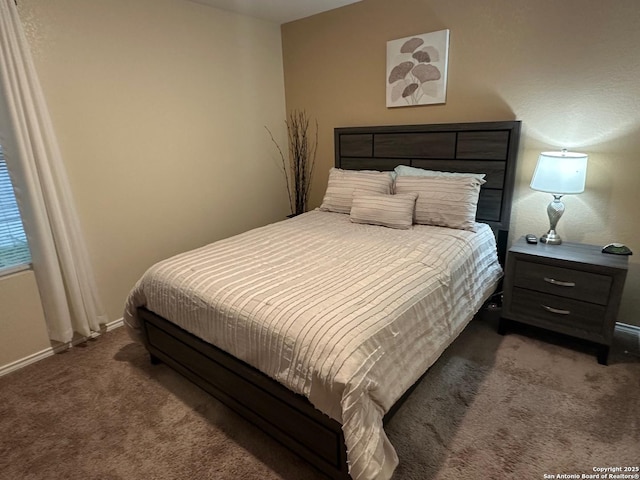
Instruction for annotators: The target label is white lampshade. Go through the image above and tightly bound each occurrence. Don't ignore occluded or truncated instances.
[530,150,588,194]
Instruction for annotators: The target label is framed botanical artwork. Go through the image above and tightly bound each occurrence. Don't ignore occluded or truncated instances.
[386,29,450,108]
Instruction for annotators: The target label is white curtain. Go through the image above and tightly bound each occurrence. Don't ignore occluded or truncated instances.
[0,0,108,343]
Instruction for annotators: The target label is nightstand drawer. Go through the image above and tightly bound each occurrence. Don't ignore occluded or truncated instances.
[510,287,606,335]
[513,260,612,305]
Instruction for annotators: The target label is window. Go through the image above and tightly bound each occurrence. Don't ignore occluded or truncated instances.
[0,145,31,274]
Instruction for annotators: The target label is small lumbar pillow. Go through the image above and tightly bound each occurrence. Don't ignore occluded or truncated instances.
[320,168,394,214]
[349,191,418,230]
[394,164,486,182]
[394,175,483,232]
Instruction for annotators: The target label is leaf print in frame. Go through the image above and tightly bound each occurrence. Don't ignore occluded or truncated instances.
[386,29,449,107]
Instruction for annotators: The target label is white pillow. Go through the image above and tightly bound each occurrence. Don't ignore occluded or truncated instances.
[350,192,418,230]
[394,176,483,232]
[394,164,486,182]
[320,168,394,214]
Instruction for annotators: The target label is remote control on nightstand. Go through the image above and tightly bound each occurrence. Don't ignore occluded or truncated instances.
[525,234,538,244]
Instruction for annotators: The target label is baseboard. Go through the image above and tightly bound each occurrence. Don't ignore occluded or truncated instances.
[0,317,124,378]
[615,322,640,356]
[616,322,640,334]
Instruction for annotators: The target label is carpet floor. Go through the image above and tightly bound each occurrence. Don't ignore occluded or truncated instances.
[1,315,638,479]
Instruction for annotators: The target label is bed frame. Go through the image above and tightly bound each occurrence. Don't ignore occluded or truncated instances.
[138,121,521,479]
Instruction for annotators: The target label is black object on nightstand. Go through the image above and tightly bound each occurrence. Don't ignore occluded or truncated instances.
[499,237,629,365]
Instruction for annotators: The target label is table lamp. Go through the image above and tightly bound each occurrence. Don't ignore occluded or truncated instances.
[530,149,588,245]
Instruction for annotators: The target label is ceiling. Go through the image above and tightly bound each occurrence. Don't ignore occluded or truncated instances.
[188,0,361,24]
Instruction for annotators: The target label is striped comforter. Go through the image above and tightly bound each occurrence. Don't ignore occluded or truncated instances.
[124,210,503,480]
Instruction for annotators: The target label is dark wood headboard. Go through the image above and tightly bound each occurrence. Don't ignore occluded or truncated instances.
[334,121,521,264]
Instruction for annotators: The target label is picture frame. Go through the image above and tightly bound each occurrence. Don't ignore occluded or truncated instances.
[386,29,450,108]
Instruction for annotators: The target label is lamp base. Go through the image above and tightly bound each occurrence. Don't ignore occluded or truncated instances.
[540,229,562,245]
[540,195,565,245]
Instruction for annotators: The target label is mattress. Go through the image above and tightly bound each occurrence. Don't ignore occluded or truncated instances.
[124,210,503,480]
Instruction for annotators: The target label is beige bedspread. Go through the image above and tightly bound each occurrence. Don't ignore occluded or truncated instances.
[124,210,502,480]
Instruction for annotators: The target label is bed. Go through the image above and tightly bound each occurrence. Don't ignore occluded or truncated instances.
[124,121,521,480]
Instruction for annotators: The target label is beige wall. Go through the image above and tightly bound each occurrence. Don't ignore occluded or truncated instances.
[282,0,640,326]
[0,271,49,368]
[1,0,289,368]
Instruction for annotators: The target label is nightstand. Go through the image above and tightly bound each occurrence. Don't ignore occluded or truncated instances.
[499,237,629,365]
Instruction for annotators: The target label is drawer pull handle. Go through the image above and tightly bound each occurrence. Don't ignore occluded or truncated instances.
[543,277,575,287]
[541,304,571,315]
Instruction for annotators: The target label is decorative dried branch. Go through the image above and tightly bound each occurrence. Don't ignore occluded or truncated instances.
[266,110,317,216]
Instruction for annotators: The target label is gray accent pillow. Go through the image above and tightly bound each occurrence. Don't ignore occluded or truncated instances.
[394,165,486,182]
